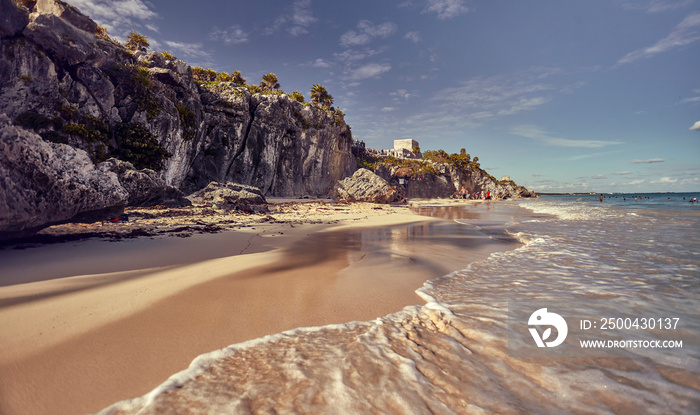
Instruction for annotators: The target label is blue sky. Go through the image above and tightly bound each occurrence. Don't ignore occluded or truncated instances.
[70,0,700,193]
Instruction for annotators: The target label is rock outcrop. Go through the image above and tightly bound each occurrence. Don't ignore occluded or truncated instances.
[187,182,266,211]
[332,168,398,204]
[0,115,127,240]
[373,162,535,200]
[0,0,356,237]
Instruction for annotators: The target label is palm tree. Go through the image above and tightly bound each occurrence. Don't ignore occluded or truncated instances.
[310,84,333,108]
[291,90,305,102]
[260,73,280,91]
[125,32,149,52]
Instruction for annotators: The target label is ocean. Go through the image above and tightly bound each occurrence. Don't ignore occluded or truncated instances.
[101,193,700,414]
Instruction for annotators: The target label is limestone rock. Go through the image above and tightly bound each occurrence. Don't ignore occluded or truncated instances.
[0,0,29,38]
[99,158,190,207]
[332,168,398,204]
[34,0,97,34]
[0,118,128,240]
[23,12,105,66]
[187,182,266,210]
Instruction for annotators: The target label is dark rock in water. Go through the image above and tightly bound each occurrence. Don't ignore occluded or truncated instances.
[331,168,398,204]
[0,116,128,240]
[186,182,266,210]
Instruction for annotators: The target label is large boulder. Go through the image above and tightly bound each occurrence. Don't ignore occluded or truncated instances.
[187,182,266,210]
[99,158,190,207]
[0,117,128,240]
[332,168,398,204]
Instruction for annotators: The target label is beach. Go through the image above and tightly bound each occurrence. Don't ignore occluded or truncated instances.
[0,199,518,415]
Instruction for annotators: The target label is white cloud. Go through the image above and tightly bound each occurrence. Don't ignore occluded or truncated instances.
[311,58,332,68]
[404,31,421,43]
[650,177,679,183]
[618,12,700,65]
[381,107,397,112]
[209,26,249,44]
[632,158,666,163]
[614,171,634,175]
[70,0,157,36]
[592,174,608,179]
[340,20,397,47]
[265,0,317,36]
[429,74,556,124]
[350,63,392,80]
[690,120,700,130]
[511,125,624,148]
[163,41,211,61]
[627,179,646,185]
[424,0,471,19]
[390,89,416,101]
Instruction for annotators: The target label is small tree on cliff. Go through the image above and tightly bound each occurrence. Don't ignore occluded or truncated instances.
[260,73,280,91]
[311,84,333,109]
[231,70,246,86]
[291,91,305,102]
[125,32,149,53]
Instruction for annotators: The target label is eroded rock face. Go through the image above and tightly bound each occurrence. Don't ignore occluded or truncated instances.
[0,116,128,240]
[0,2,357,238]
[332,168,398,204]
[99,158,190,207]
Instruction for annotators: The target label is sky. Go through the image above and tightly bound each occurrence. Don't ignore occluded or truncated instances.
[69,0,700,193]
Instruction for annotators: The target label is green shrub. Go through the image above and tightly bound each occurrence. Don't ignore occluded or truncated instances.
[176,103,196,140]
[290,91,304,103]
[125,32,149,52]
[161,51,176,61]
[40,130,68,144]
[114,122,171,170]
[14,111,52,130]
[61,115,108,144]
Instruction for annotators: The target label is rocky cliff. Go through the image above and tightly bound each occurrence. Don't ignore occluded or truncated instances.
[372,161,535,200]
[0,0,355,238]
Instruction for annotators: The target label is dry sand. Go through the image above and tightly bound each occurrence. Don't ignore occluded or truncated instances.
[0,199,519,415]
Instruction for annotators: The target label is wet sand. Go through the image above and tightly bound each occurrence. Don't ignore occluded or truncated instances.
[0,201,520,415]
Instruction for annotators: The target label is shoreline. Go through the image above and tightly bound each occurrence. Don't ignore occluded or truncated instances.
[0,199,523,415]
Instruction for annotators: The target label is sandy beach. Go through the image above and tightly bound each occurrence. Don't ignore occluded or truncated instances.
[0,199,519,415]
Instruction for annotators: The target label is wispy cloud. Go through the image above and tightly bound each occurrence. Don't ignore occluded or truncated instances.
[690,120,700,130]
[632,158,666,163]
[404,31,421,43]
[614,171,634,175]
[265,0,318,36]
[310,58,332,68]
[650,176,678,183]
[390,89,417,101]
[340,20,397,47]
[424,0,471,19]
[511,125,624,148]
[616,0,693,13]
[163,41,212,61]
[209,26,249,44]
[349,63,392,80]
[69,0,157,36]
[617,12,700,65]
[429,74,554,123]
